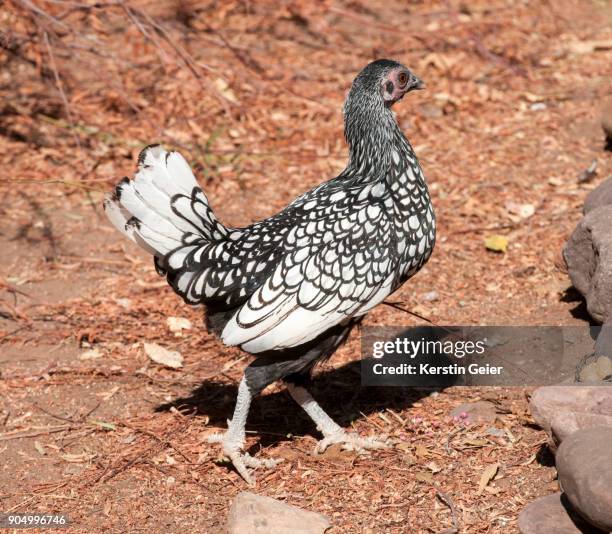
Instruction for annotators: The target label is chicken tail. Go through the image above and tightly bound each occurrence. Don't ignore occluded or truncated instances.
[104,144,229,301]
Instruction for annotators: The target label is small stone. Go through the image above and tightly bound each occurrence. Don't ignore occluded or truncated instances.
[557,427,612,531]
[551,411,612,446]
[485,427,506,438]
[450,401,497,424]
[115,298,132,309]
[78,349,102,361]
[530,102,547,111]
[166,316,192,335]
[422,290,439,302]
[518,493,605,534]
[564,206,612,322]
[227,492,330,534]
[530,386,612,432]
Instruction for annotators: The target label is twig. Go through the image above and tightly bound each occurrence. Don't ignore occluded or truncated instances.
[445,427,463,454]
[33,402,76,424]
[43,31,81,150]
[0,326,29,343]
[120,2,232,115]
[120,421,192,464]
[436,490,459,534]
[119,2,169,67]
[17,0,71,33]
[382,300,435,325]
[452,223,517,235]
[58,255,131,266]
[0,425,75,441]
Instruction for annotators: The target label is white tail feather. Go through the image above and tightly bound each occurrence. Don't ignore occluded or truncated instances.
[104,145,220,259]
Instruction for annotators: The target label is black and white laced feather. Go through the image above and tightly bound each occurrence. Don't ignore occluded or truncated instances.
[104,59,435,355]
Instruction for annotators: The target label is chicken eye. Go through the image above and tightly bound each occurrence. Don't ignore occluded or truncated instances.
[398,72,408,86]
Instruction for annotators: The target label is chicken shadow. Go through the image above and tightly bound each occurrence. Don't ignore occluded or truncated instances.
[560,287,599,326]
[155,357,451,449]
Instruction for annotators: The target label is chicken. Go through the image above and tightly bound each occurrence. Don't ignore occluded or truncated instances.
[104,58,435,484]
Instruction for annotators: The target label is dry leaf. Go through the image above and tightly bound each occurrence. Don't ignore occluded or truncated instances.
[477,462,499,495]
[565,39,612,55]
[213,78,238,103]
[415,444,430,458]
[61,452,95,463]
[166,316,192,336]
[415,471,434,483]
[144,343,183,369]
[426,461,441,473]
[463,438,488,447]
[90,420,116,431]
[34,441,46,456]
[98,385,120,401]
[395,442,412,453]
[485,235,508,253]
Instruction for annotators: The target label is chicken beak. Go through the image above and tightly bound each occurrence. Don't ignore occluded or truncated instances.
[412,77,425,91]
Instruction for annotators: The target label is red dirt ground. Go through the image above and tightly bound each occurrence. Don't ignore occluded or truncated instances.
[1,1,611,532]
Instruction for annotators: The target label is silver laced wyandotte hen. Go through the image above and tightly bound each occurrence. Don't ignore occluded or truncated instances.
[104,59,435,484]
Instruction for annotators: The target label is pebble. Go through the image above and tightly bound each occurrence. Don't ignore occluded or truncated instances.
[78,349,102,361]
[557,427,612,531]
[530,102,547,111]
[422,290,439,302]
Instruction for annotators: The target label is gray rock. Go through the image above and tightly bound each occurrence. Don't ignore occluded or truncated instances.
[576,355,612,383]
[584,177,612,214]
[564,206,612,323]
[450,400,497,424]
[518,493,605,534]
[557,427,612,531]
[595,324,612,357]
[551,411,612,446]
[227,492,330,534]
[529,386,612,432]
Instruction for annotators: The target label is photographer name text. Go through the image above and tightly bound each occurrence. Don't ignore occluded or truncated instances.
[371,362,503,375]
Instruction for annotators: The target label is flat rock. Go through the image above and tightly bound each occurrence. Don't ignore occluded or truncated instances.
[227,492,330,534]
[529,386,612,432]
[450,400,497,424]
[551,411,612,446]
[518,493,606,534]
[564,206,612,323]
[557,427,612,531]
[584,177,612,214]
